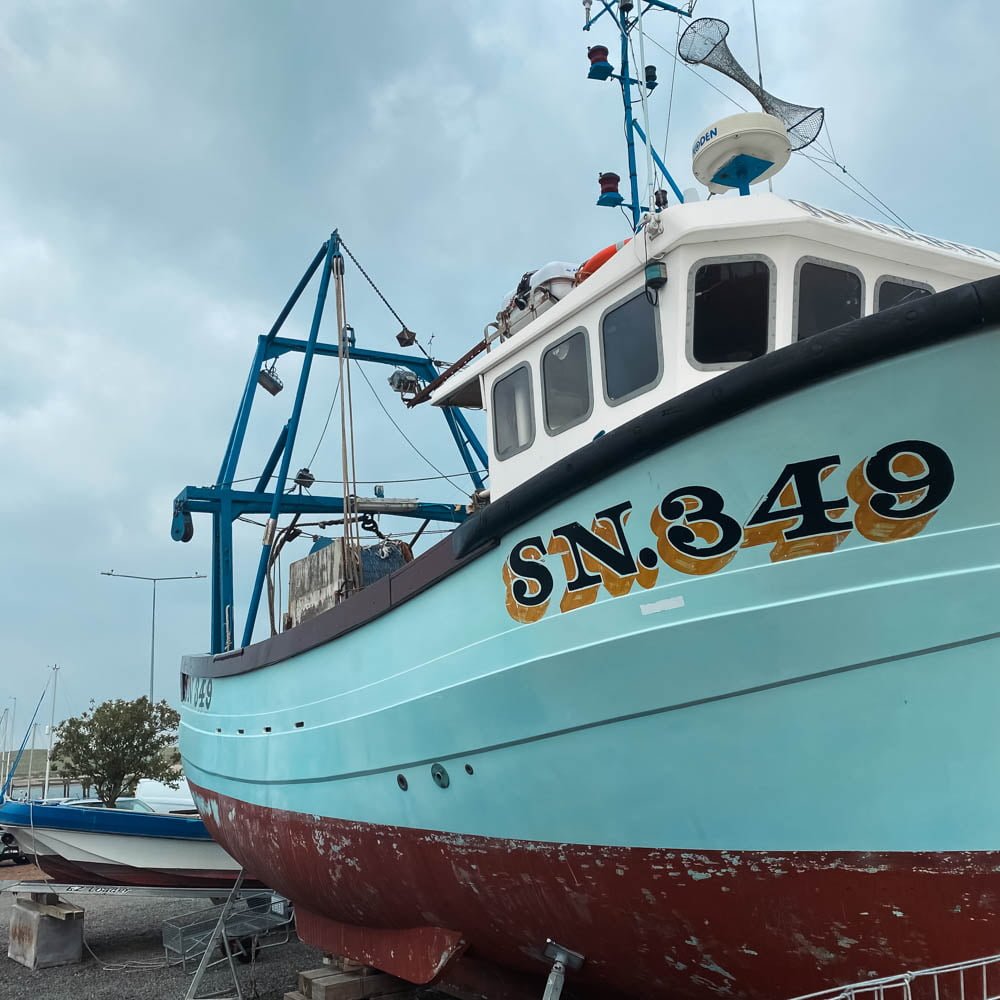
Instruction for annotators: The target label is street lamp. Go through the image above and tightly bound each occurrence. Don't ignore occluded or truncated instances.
[101,571,206,703]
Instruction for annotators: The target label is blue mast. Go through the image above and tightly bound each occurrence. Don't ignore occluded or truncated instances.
[584,0,691,227]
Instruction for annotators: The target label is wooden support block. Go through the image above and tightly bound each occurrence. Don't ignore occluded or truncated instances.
[299,967,334,997]
[28,892,60,906]
[34,901,84,921]
[310,973,355,999]
[322,955,372,973]
[284,992,308,1000]
[311,971,412,1000]
[15,894,84,921]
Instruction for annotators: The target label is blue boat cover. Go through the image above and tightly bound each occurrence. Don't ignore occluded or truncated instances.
[0,798,212,841]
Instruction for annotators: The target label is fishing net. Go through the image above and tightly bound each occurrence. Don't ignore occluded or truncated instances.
[678,17,824,151]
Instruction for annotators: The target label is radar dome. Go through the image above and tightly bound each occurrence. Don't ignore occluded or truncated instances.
[691,112,791,195]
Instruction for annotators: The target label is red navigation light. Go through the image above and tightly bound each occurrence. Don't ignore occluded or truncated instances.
[599,172,621,195]
[597,172,624,208]
[587,45,614,81]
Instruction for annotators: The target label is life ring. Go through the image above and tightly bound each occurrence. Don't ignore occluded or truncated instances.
[575,238,631,284]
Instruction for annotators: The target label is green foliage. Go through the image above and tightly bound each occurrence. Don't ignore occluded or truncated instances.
[52,697,181,807]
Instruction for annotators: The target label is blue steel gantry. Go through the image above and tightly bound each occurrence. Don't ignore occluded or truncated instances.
[171,233,486,655]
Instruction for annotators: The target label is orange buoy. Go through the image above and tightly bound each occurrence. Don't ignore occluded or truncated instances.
[575,237,632,284]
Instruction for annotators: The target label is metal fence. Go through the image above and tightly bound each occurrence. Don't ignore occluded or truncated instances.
[790,954,1000,1000]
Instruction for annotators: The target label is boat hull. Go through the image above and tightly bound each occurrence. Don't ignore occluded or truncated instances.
[192,782,1000,1000]
[181,285,1000,998]
[8,824,244,888]
[0,801,245,889]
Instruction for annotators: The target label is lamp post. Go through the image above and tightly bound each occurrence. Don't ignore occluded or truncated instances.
[101,571,206,702]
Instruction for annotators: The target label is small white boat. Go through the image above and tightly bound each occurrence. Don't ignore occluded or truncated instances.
[0,797,246,888]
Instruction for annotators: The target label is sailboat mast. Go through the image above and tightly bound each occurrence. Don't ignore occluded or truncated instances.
[43,663,58,799]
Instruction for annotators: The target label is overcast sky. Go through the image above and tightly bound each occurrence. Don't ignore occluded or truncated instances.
[0,0,996,747]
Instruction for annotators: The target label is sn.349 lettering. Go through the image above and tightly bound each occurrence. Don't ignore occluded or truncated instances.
[502,439,954,623]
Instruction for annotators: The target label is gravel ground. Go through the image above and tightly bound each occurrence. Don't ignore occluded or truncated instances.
[0,862,329,1000]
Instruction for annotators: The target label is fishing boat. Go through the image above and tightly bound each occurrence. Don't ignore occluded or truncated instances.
[0,798,245,888]
[173,5,1000,999]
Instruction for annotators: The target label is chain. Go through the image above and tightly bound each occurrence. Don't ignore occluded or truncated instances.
[338,238,433,361]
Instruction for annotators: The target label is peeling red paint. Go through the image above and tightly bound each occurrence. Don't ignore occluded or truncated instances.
[192,783,1000,1000]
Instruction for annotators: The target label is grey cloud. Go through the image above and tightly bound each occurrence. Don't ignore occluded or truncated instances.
[0,0,996,730]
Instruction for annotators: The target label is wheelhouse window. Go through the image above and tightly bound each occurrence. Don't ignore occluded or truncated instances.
[543,329,592,434]
[690,258,772,366]
[492,364,534,460]
[796,259,863,339]
[601,292,661,404]
[876,277,933,312]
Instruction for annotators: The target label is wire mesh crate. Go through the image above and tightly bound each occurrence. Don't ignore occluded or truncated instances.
[162,892,293,972]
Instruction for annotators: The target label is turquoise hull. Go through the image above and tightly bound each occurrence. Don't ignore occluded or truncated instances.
[181,313,1000,998]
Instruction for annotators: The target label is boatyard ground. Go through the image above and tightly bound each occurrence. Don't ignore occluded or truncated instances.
[0,864,445,1000]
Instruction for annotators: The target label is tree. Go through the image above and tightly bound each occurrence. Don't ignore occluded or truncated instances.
[52,697,181,807]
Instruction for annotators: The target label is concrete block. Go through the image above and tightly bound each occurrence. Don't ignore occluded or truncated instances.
[7,896,84,969]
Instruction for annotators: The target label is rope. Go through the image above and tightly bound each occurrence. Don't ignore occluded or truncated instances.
[645,32,750,113]
[643,31,912,228]
[344,339,360,553]
[750,0,772,192]
[353,361,473,499]
[821,118,840,166]
[751,0,765,93]
[802,149,912,229]
[799,153,912,228]
[660,18,681,174]
[332,261,362,593]
[306,375,341,469]
[83,935,169,972]
[634,5,657,211]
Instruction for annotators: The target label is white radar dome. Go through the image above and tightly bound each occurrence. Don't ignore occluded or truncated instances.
[691,112,791,194]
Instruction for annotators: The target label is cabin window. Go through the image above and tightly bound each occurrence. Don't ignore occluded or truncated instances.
[543,329,592,434]
[600,292,661,404]
[492,364,534,460]
[795,258,864,339]
[876,276,933,312]
[688,256,774,367]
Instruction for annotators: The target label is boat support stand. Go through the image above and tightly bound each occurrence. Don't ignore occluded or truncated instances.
[184,870,248,1000]
[541,939,585,1000]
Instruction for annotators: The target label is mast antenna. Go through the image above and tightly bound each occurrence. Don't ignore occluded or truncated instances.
[583,0,693,229]
[634,2,656,218]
